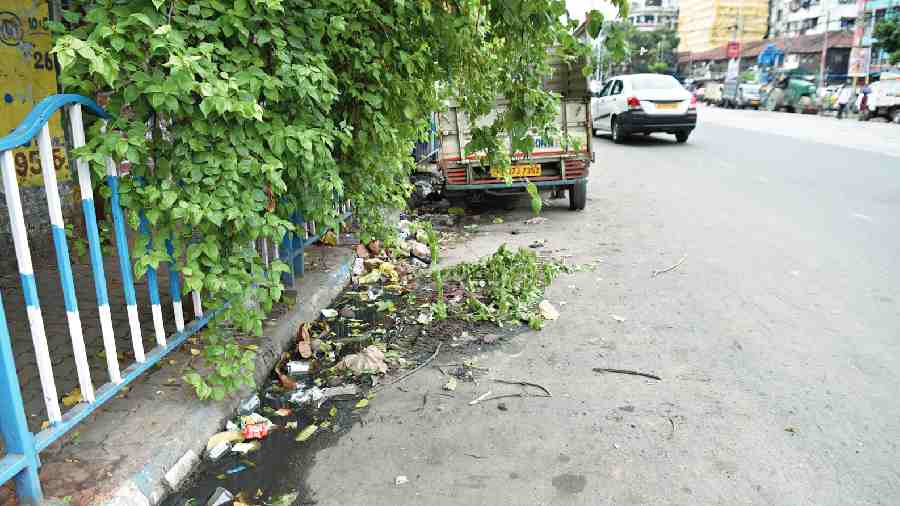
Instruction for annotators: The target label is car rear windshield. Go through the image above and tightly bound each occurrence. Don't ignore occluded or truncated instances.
[631,75,681,91]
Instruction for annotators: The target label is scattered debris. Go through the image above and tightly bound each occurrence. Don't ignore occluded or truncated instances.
[321,230,337,246]
[416,313,433,325]
[409,240,431,260]
[651,255,687,278]
[497,402,508,411]
[238,394,260,415]
[321,308,338,318]
[352,257,365,275]
[592,368,662,381]
[492,379,552,397]
[492,217,504,224]
[295,424,319,442]
[610,314,626,323]
[62,388,83,408]
[225,465,247,475]
[468,391,493,405]
[206,441,230,461]
[286,361,310,376]
[206,431,244,452]
[378,343,442,390]
[668,417,677,440]
[354,398,369,409]
[242,422,269,440]
[443,377,458,391]
[529,239,546,248]
[465,453,486,459]
[231,441,261,455]
[338,345,388,374]
[395,475,409,486]
[538,300,559,321]
[785,427,798,434]
[206,487,234,506]
[524,217,548,225]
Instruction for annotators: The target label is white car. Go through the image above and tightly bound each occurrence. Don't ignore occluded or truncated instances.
[591,73,698,144]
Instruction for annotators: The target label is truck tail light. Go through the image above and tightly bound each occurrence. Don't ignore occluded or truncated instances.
[689,94,697,110]
[626,96,641,110]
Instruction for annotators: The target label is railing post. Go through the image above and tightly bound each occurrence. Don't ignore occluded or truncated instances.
[292,212,305,278]
[0,292,43,504]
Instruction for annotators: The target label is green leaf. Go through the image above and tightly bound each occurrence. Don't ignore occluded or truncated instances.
[295,424,318,442]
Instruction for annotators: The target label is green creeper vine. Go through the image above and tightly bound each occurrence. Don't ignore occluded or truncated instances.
[51,0,626,399]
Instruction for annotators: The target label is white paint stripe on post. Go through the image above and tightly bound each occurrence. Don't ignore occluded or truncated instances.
[192,291,203,318]
[151,304,166,347]
[98,304,122,383]
[173,300,185,332]
[71,105,121,384]
[1,150,62,421]
[40,124,95,403]
[127,305,145,363]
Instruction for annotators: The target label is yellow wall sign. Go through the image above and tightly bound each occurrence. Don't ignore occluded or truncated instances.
[0,0,68,187]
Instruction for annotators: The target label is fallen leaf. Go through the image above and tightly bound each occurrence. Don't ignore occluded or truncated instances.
[277,370,299,390]
[269,492,299,506]
[297,341,312,359]
[295,424,318,442]
[538,300,559,320]
[62,388,83,408]
[190,348,201,356]
[329,406,338,417]
[355,398,369,409]
[444,377,458,391]
[448,207,465,215]
[358,270,381,284]
[321,230,337,246]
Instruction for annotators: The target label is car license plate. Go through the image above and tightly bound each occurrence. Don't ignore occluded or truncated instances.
[490,164,540,178]
[656,102,678,110]
[751,99,760,105]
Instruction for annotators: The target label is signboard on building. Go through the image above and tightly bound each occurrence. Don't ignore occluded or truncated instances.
[0,0,68,187]
[848,47,871,77]
[726,41,741,59]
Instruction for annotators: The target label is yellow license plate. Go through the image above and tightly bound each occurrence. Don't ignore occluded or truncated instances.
[490,164,541,178]
[656,102,678,110]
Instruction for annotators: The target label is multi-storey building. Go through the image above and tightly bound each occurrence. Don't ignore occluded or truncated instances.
[677,0,769,52]
[768,0,860,38]
[627,0,680,31]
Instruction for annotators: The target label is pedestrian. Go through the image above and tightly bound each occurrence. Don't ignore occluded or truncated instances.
[836,80,853,119]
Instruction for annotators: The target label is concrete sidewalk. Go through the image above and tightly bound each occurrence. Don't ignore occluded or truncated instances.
[0,245,354,506]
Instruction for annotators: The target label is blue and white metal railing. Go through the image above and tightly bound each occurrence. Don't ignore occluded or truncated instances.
[0,94,353,503]
[0,95,217,504]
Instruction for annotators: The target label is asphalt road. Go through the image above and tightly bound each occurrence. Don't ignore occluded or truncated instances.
[301,108,900,505]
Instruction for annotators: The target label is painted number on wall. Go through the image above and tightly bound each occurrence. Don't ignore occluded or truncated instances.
[12,148,66,177]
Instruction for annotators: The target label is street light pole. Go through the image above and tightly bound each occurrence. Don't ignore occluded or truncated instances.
[819,0,830,87]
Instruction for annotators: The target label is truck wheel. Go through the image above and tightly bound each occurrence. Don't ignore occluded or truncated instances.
[675,131,690,143]
[569,181,587,211]
[611,117,626,144]
[892,109,900,124]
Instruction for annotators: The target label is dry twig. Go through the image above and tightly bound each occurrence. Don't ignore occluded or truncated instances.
[651,255,687,278]
[593,368,662,381]
[377,342,442,391]
[491,379,552,397]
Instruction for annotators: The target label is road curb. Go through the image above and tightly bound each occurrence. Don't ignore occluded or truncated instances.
[75,246,355,506]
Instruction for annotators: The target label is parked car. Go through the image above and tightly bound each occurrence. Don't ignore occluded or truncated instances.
[722,79,762,109]
[859,79,900,123]
[591,73,697,144]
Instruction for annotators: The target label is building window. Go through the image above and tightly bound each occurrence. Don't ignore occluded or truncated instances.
[776,9,782,21]
[840,17,855,29]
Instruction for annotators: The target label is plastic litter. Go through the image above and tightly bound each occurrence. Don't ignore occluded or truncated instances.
[242,422,269,440]
[207,441,230,461]
[206,487,234,506]
[395,475,409,486]
[237,393,260,415]
[286,361,310,376]
[225,465,247,475]
[290,386,325,407]
[232,441,262,455]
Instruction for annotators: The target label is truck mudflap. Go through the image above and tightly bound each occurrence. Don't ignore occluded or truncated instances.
[443,157,589,190]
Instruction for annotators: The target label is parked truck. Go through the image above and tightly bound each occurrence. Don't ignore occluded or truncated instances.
[763,72,818,113]
[435,55,592,210]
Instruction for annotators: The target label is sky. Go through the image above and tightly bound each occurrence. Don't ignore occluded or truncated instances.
[565,0,620,24]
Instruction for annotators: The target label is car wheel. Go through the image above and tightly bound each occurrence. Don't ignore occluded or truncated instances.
[892,108,900,124]
[611,117,626,144]
[675,131,690,143]
[569,180,587,211]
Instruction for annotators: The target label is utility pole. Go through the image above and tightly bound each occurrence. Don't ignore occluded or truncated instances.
[819,0,830,87]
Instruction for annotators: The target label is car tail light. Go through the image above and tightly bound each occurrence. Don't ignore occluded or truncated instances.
[689,94,697,110]
[626,96,641,109]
